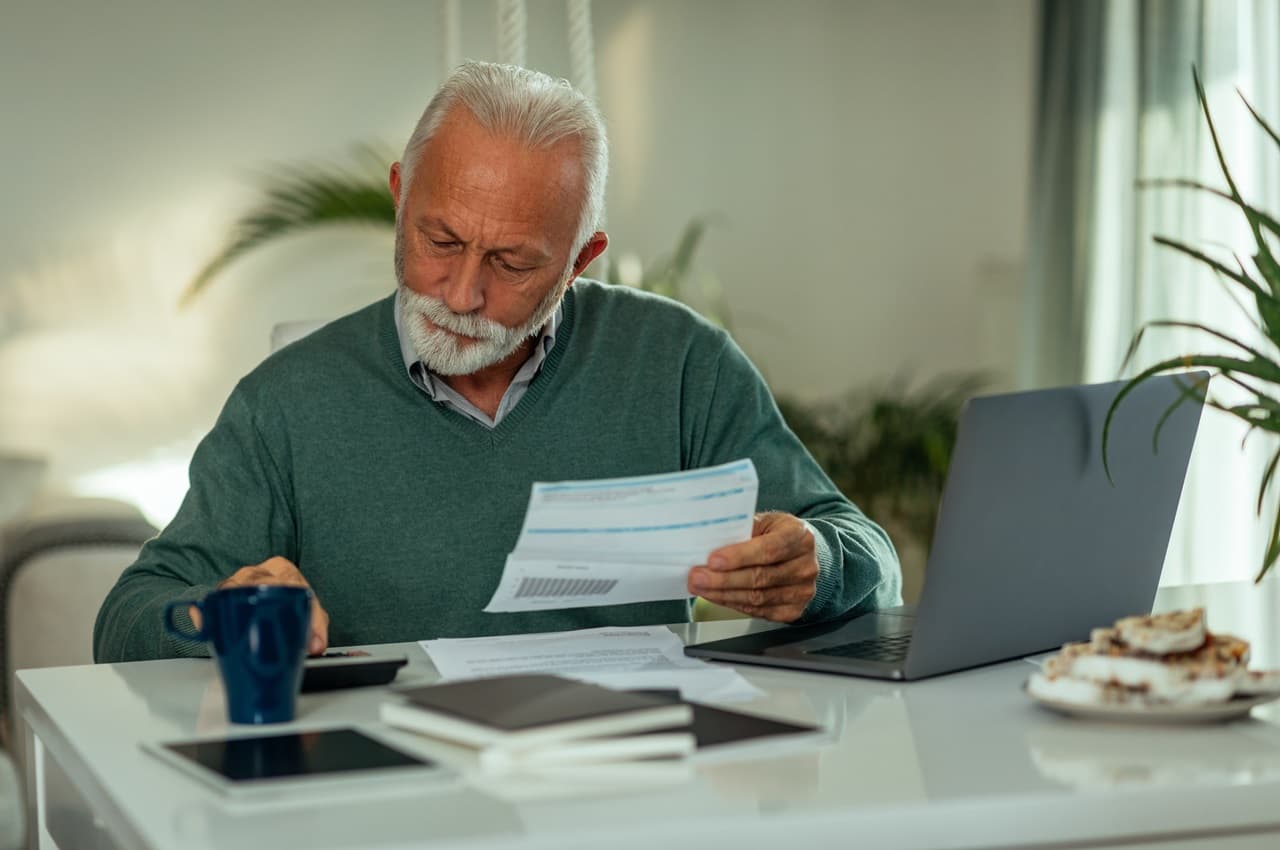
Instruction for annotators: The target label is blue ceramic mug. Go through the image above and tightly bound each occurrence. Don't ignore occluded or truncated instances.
[164,585,312,724]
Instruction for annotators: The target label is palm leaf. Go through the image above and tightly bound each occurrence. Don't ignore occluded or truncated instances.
[1138,178,1280,241]
[1260,447,1280,516]
[620,217,732,328]
[1150,372,1209,454]
[1114,71,1280,582]
[1239,86,1280,150]
[1120,319,1278,367]
[1102,353,1280,483]
[1195,69,1280,339]
[1220,373,1280,442]
[1194,70,1275,279]
[1260,494,1280,583]
[180,148,396,306]
[1141,185,1280,334]
[1209,266,1269,334]
[1151,237,1272,302]
[668,218,709,294]
[1221,371,1269,399]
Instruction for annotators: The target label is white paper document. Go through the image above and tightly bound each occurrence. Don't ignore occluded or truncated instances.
[483,459,758,613]
[420,626,765,703]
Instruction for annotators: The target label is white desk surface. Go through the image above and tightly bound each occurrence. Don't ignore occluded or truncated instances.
[16,580,1280,850]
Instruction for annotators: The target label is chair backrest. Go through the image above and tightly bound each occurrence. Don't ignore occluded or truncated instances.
[0,747,21,850]
[0,454,45,530]
[270,319,328,354]
[0,499,156,736]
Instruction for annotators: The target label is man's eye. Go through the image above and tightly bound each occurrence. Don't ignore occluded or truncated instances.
[430,240,458,250]
[497,258,531,274]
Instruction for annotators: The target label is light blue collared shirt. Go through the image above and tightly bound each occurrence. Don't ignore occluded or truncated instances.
[393,289,561,429]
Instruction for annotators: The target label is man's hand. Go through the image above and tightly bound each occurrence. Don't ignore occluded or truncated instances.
[687,512,818,622]
[190,556,330,656]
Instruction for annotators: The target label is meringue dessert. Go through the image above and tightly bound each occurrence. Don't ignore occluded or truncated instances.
[1028,608,1280,708]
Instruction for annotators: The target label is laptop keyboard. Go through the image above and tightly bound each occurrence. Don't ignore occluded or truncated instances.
[810,633,912,663]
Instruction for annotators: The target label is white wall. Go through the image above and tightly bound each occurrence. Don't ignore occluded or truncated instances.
[595,1,1035,397]
[0,0,1036,524]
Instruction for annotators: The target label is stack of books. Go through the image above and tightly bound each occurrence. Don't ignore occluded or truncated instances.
[379,674,697,771]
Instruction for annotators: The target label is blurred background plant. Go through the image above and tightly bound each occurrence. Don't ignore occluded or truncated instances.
[777,374,986,547]
[180,146,397,306]
[602,216,733,330]
[185,150,979,604]
[776,374,986,602]
[1104,69,1280,584]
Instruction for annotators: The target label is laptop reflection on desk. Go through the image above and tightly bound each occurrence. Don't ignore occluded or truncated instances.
[684,374,1206,681]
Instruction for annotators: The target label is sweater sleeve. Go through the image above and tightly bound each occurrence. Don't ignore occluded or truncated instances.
[684,334,902,622]
[92,386,299,662]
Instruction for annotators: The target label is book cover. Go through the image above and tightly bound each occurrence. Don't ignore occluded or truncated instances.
[380,674,694,751]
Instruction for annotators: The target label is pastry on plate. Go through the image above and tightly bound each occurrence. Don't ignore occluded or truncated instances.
[1029,608,1277,711]
[1114,608,1207,655]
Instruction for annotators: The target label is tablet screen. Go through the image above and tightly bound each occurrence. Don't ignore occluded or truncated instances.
[163,728,431,783]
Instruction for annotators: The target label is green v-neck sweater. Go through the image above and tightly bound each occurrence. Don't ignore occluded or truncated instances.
[94,281,900,662]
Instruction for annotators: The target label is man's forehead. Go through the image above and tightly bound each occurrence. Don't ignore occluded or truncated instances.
[411,111,584,244]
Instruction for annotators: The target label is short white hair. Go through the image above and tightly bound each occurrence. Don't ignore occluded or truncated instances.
[400,61,608,253]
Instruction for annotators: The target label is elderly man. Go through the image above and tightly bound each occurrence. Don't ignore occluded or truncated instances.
[94,62,900,663]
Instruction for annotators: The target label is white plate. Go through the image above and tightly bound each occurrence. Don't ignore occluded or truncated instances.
[1025,684,1280,724]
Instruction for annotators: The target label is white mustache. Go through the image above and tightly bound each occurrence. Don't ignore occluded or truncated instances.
[400,290,508,341]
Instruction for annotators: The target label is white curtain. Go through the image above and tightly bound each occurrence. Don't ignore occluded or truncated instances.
[1026,0,1280,585]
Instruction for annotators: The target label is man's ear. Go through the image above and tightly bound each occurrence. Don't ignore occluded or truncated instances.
[388,162,403,214]
[570,232,609,281]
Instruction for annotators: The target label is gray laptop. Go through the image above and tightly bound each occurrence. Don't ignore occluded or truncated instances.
[684,374,1206,680]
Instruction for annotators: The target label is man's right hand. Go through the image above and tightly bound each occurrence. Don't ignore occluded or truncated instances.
[189,556,330,656]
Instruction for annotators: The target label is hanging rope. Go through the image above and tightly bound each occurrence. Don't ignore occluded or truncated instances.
[497,0,527,67]
[441,0,461,77]
[566,0,597,101]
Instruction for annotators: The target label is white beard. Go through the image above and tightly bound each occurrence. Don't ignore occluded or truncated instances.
[395,249,572,377]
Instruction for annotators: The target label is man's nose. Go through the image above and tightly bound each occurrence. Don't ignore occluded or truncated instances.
[441,253,486,314]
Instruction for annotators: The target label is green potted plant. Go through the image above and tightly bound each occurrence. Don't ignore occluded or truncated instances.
[777,374,986,602]
[1104,69,1280,582]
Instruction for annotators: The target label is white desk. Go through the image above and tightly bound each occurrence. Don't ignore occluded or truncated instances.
[16,581,1280,850]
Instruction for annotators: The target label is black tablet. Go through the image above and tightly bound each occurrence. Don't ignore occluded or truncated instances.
[144,726,449,802]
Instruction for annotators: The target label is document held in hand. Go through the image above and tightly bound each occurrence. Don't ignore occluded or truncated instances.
[483,459,759,613]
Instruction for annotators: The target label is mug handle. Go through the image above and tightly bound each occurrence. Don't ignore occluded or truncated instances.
[163,599,206,642]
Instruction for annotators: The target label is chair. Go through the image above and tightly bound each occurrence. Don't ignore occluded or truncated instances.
[0,746,20,850]
[269,319,327,354]
[0,496,153,850]
[0,498,156,850]
[0,498,157,739]
[0,454,45,531]
[1,320,316,706]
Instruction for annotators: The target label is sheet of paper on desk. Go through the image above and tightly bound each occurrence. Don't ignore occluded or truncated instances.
[483,459,758,613]
[421,626,764,703]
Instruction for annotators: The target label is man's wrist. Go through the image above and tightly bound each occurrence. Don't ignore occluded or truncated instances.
[798,519,836,620]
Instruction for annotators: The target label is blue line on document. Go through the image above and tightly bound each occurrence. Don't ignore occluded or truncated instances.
[536,461,753,492]
[689,487,747,501]
[554,487,750,511]
[525,514,751,535]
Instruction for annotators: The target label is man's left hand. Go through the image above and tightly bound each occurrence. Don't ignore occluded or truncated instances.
[687,512,818,622]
